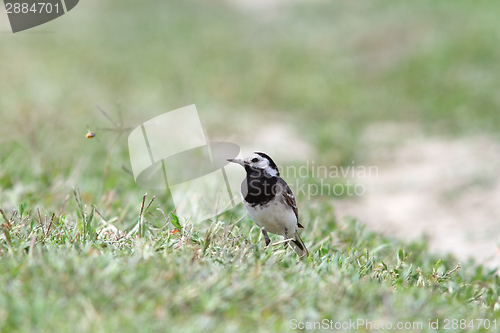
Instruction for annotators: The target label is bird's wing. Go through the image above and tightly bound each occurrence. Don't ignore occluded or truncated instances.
[277,178,303,228]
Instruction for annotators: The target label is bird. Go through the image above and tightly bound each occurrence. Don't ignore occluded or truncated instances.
[227,152,308,257]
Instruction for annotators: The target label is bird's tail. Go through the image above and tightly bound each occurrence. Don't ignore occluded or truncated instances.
[291,232,309,258]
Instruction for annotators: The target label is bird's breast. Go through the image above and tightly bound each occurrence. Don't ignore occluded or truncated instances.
[243,196,297,236]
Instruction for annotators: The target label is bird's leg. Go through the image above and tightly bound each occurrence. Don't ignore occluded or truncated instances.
[284,228,290,249]
[261,228,271,246]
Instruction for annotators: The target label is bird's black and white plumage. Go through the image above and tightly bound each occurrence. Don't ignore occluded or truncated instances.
[228,152,308,257]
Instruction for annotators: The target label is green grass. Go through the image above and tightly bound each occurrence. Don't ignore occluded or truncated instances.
[1,0,500,331]
[1,195,499,332]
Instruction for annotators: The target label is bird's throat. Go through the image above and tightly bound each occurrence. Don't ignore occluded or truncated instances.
[242,168,278,205]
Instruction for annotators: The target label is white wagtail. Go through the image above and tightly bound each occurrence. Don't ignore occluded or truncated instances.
[228,152,308,257]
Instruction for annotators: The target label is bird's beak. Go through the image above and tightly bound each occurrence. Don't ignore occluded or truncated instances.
[227,158,244,166]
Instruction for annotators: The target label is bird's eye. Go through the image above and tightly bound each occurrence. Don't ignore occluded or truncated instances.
[251,158,259,163]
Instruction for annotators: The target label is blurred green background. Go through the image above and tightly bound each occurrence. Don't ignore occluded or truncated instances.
[1,0,499,207]
[2,1,500,331]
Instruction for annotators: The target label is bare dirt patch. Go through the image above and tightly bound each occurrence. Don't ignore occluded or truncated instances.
[334,122,500,268]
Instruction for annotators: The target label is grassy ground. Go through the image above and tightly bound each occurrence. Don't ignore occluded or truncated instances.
[1,195,499,332]
[1,0,500,331]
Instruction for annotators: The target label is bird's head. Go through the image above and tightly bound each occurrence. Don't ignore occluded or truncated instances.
[227,152,280,177]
